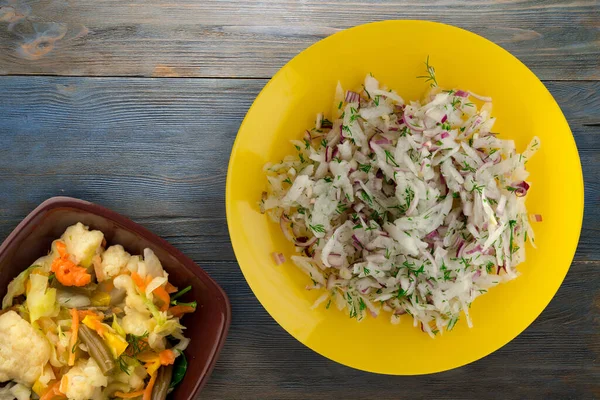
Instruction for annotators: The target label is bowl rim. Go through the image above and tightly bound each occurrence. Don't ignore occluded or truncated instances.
[0,196,232,397]
[226,19,584,375]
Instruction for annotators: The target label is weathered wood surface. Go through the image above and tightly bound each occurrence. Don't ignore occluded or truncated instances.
[0,0,598,80]
[201,259,598,399]
[0,0,598,398]
[0,77,598,398]
[0,78,598,261]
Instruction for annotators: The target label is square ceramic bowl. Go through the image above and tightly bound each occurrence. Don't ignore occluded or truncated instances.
[0,196,230,399]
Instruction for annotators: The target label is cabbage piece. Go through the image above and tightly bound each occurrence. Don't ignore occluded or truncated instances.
[143,248,165,278]
[56,289,91,308]
[26,274,59,323]
[2,265,36,309]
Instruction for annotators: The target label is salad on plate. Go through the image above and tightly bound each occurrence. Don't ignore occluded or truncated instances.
[261,60,541,336]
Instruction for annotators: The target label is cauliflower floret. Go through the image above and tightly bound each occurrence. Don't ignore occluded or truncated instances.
[114,274,149,314]
[98,245,131,282]
[125,256,145,276]
[60,358,108,400]
[122,308,155,336]
[0,311,51,385]
[61,222,104,268]
[113,365,147,391]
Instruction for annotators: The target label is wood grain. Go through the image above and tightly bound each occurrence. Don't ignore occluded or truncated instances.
[0,0,598,80]
[198,260,600,399]
[0,77,598,262]
[0,1,597,398]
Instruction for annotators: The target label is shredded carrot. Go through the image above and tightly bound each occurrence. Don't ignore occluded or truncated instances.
[77,310,100,318]
[40,381,65,400]
[159,349,176,366]
[51,241,91,287]
[168,305,195,318]
[153,286,170,311]
[114,390,145,399]
[164,282,178,294]
[56,241,68,257]
[131,272,147,292]
[68,308,79,366]
[142,371,158,400]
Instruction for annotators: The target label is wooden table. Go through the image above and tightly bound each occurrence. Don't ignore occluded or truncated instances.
[0,1,598,398]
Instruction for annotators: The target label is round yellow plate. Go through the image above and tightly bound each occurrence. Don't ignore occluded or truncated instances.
[226,21,584,374]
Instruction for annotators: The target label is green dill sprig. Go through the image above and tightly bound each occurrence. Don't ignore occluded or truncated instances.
[417,55,438,87]
[309,224,326,234]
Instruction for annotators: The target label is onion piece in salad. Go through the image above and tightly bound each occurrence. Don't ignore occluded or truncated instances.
[260,67,540,337]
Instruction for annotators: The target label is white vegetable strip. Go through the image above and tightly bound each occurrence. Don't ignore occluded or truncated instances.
[261,73,540,336]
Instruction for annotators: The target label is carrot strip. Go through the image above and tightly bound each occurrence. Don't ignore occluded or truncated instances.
[56,241,68,257]
[131,272,147,292]
[52,241,91,287]
[40,381,65,400]
[114,390,145,398]
[164,282,178,294]
[153,286,170,311]
[159,349,176,366]
[168,305,195,318]
[68,308,79,366]
[143,371,158,400]
[77,310,101,319]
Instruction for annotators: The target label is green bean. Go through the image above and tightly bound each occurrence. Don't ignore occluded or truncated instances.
[151,365,173,400]
[78,325,115,374]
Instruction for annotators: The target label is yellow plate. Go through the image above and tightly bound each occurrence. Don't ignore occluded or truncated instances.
[226,21,584,374]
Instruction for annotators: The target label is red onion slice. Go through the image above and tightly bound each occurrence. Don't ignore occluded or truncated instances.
[456,240,466,257]
[404,113,425,132]
[280,214,294,242]
[514,181,530,197]
[295,236,318,248]
[531,214,543,222]
[345,91,360,103]
[325,146,333,162]
[465,244,483,255]
[272,252,286,265]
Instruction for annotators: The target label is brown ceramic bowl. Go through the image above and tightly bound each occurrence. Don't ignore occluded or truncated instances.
[0,196,230,399]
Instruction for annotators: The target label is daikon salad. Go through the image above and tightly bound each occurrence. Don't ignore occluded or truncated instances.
[0,223,195,399]
[261,62,540,337]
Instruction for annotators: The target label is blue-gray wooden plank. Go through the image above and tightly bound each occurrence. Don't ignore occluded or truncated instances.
[0,77,597,261]
[198,258,598,399]
[0,0,598,80]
